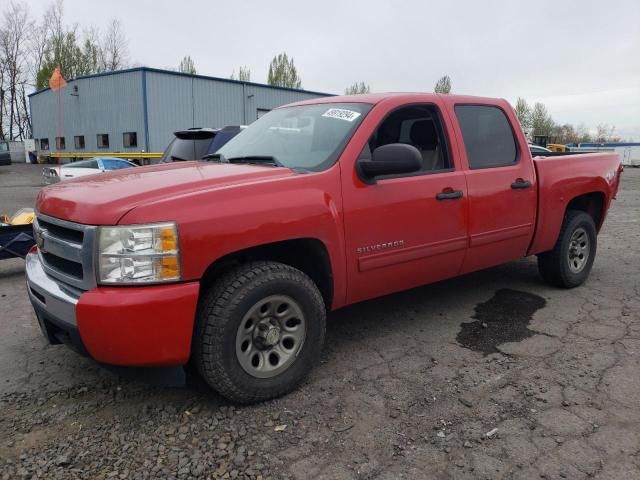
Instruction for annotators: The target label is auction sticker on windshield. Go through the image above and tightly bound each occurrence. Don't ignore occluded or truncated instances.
[322,108,362,122]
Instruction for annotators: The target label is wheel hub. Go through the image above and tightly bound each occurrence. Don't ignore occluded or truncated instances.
[567,227,589,274]
[235,294,307,379]
[255,320,281,348]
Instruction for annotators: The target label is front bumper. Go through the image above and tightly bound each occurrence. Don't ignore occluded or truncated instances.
[26,250,85,350]
[26,251,200,367]
[42,168,60,185]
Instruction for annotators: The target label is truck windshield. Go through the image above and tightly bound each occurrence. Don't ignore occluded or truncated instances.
[215,103,371,171]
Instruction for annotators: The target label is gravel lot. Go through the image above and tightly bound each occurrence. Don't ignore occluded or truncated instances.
[1,163,639,479]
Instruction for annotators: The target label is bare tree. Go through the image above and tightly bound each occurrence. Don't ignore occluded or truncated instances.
[230,66,250,81]
[551,123,579,144]
[101,18,128,71]
[0,1,33,140]
[178,55,196,74]
[595,124,618,143]
[28,15,48,87]
[345,81,370,95]
[0,27,7,140]
[46,0,64,41]
[434,75,451,94]
[575,123,592,143]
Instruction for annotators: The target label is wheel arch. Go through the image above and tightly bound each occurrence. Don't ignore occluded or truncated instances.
[529,189,608,256]
[200,238,334,309]
[566,191,606,231]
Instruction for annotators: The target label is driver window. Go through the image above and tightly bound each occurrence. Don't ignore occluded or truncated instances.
[368,105,451,173]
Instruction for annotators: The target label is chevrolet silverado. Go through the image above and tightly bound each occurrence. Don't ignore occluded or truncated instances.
[26,93,623,403]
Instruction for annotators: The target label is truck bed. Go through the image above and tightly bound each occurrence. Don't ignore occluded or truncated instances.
[528,152,622,255]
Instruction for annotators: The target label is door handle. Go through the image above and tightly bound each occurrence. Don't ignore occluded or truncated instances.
[436,190,463,200]
[511,179,531,189]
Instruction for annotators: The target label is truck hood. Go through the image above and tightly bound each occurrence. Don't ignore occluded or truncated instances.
[36,161,294,225]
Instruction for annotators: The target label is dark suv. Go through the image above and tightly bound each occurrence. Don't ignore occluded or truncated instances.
[161,126,244,162]
[0,141,11,166]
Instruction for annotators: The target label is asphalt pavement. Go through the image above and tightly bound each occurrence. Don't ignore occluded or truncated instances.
[1,162,638,479]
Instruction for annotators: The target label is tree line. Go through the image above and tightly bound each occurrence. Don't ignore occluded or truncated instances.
[514,97,621,144]
[0,0,130,141]
[1,3,623,145]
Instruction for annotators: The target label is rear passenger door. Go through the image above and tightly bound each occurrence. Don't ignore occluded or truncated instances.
[452,103,537,274]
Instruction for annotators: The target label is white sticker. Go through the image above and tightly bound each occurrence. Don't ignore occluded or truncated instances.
[322,108,361,122]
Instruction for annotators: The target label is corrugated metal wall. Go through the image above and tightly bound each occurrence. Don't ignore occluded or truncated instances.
[146,71,327,151]
[30,70,145,153]
[245,85,323,123]
[30,68,330,155]
[144,72,195,152]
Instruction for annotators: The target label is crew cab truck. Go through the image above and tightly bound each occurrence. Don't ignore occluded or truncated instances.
[26,93,623,403]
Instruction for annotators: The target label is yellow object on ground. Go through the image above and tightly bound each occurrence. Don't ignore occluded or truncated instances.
[1,208,35,225]
[49,152,162,159]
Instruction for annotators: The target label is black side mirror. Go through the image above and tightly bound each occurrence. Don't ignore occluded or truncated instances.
[357,143,422,183]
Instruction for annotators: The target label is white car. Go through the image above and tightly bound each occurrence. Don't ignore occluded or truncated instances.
[529,145,552,155]
[43,157,137,184]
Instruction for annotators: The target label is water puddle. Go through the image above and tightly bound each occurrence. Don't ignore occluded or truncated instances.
[456,288,546,355]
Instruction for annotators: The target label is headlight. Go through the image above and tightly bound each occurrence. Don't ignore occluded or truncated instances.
[98,222,181,284]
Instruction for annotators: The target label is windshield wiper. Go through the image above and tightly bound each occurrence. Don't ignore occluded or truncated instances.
[201,152,226,162]
[227,155,284,167]
[201,153,286,168]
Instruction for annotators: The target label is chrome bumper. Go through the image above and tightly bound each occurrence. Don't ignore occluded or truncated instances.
[25,251,80,328]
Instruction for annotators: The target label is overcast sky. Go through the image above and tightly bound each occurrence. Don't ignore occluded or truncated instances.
[27,0,640,139]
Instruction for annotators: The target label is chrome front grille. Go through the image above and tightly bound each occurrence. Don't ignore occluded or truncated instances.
[33,213,98,291]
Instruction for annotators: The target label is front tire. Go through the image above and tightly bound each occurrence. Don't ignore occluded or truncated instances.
[193,261,326,404]
[537,210,597,288]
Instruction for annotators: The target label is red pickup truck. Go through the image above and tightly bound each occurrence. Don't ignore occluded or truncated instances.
[27,93,622,403]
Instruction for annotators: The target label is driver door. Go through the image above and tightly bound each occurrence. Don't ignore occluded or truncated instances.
[341,102,469,304]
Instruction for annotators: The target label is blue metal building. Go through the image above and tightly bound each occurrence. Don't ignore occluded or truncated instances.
[29,67,331,157]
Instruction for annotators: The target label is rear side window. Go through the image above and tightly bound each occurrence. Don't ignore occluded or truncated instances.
[455,105,517,169]
[207,128,241,154]
[102,159,134,170]
[162,138,212,162]
[66,159,99,169]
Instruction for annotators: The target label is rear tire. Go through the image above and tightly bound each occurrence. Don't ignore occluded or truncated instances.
[193,261,326,404]
[537,210,597,288]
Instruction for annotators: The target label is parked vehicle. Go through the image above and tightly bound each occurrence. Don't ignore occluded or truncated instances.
[529,145,552,155]
[567,142,640,167]
[161,125,245,162]
[42,157,137,184]
[0,141,11,166]
[26,93,622,403]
